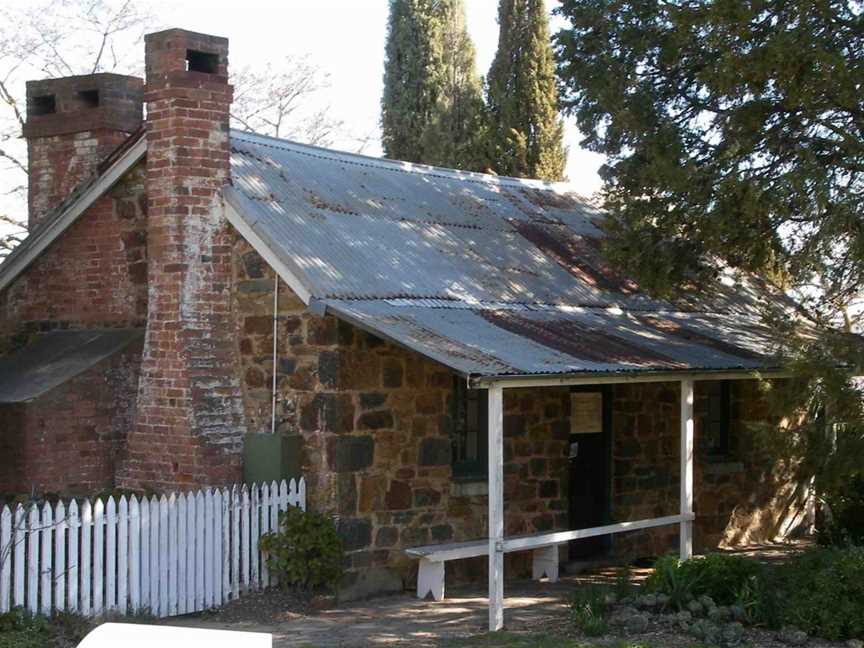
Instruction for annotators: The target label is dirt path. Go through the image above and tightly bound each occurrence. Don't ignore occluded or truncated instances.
[161,580,573,647]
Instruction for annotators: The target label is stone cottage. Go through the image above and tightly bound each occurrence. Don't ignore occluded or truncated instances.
[0,29,810,599]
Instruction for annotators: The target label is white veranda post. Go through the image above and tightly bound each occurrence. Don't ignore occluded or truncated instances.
[487,383,504,632]
[680,379,695,561]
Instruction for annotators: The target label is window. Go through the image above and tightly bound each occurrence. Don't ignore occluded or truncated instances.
[703,381,732,458]
[451,378,487,480]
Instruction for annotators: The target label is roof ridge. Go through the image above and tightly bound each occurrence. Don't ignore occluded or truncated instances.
[323,296,746,317]
[229,128,592,197]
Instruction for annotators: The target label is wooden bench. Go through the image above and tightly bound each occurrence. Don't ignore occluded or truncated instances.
[405,534,563,601]
[405,514,696,601]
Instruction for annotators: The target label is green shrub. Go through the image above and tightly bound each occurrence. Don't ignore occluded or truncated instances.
[820,475,864,546]
[259,505,343,591]
[645,555,701,609]
[613,565,636,602]
[770,546,864,640]
[0,608,92,648]
[646,553,762,608]
[0,608,51,648]
[569,585,610,637]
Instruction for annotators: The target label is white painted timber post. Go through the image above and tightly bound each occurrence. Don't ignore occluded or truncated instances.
[487,383,504,632]
[680,379,695,561]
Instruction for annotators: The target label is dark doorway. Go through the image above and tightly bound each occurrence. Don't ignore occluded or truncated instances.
[568,385,612,560]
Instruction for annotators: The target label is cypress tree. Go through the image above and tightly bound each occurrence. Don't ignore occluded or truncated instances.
[420,0,487,171]
[381,0,439,163]
[381,0,485,170]
[486,0,567,181]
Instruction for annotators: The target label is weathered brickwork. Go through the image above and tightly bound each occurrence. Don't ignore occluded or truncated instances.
[233,242,571,588]
[24,73,143,227]
[0,166,148,354]
[121,29,245,490]
[0,339,142,496]
[609,381,809,559]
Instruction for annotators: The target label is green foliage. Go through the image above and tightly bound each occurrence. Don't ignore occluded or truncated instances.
[487,0,566,181]
[648,548,864,640]
[645,555,701,610]
[555,0,864,519]
[259,505,343,591]
[554,0,864,308]
[820,472,864,546]
[381,0,487,171]
[613,565,635,602]
[0,608,91,648]
[768,546,864,640]
[647,554,762,608]
[569,585,610,637]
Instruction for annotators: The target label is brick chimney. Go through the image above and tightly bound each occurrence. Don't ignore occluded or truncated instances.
[23,74,143,228]
[121,29,246,490]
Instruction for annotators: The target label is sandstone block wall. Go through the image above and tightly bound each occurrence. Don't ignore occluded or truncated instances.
[234,242,572,588]
[609,380,810,559]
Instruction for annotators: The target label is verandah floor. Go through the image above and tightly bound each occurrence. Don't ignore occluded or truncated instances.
[153,541,814,647]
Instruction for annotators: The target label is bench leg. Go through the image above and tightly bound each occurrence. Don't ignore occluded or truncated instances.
[417,558,445,601]
[532,545,559,583]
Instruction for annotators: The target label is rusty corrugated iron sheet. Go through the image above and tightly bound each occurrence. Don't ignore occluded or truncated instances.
[323,299,780,378]
[228,130,791,378]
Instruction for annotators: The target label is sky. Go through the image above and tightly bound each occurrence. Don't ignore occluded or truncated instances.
[149,0,606,195]
[0,0,605,230]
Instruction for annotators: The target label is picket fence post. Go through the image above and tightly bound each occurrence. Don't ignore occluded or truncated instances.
[0,479,305,621]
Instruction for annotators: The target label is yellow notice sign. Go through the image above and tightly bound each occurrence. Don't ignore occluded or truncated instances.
[570,391,603,434]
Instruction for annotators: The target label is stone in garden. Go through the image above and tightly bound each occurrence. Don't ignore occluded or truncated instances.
[608,606,639,629]
[709,605,732,622]
[639,594,657,608]
[626,613,649,633]
[730,604,746,621]
[656,593,670,608]
[779,627,809,646]
[845,640,863,648]
[698,594,717,610]
[604,592,618,606]
[688,600,704,616]
[690,620,721,643]
[722,622,745,647]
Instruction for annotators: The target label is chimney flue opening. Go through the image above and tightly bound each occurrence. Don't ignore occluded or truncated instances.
[186,49,219,74]
[76,89,100,108]
[31,94,56,116]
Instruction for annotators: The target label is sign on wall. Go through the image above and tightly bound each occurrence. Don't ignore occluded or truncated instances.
[570,392,603,434]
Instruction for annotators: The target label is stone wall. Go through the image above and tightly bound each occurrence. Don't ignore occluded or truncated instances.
[233,243,571,593]
[0,339,142,496]
[609,380,810,559]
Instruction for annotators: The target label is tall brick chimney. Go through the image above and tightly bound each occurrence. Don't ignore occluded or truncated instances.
[121,29,246,490]
[23,74,143,228]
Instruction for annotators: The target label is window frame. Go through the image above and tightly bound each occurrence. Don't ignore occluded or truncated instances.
[703,380,733,459]
[451,377,488,481]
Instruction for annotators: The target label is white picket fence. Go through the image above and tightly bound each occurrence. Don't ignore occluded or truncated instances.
[0,479,305,618]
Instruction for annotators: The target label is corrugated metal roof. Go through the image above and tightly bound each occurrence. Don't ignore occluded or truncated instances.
[0,329,143,403]
[227,130,791,379]
[325,299,779,378]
